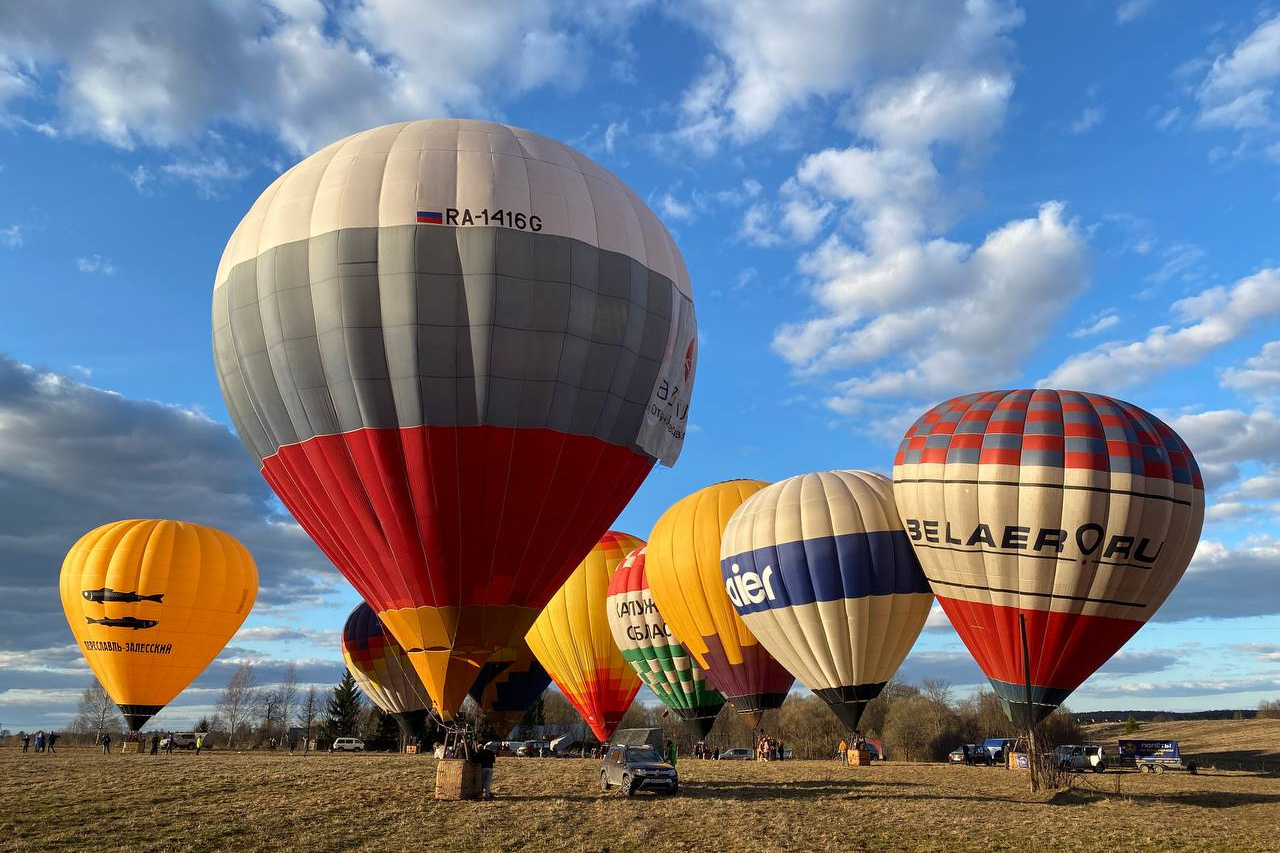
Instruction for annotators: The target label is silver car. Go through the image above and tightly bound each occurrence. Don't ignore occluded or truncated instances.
[600,744,678,795]
[1055,744,1106,773]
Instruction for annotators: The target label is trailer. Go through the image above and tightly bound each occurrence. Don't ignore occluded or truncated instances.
[1116,739,1197,774]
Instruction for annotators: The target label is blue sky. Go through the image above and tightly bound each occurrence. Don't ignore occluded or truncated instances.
[1,0,1278,731]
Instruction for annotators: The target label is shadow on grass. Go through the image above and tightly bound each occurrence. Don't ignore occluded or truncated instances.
[1048,788,1280,809]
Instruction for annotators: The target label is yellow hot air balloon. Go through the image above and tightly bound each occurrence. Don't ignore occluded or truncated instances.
[646,480,795,727]
[60,520,258,731]
[526,531,644,743]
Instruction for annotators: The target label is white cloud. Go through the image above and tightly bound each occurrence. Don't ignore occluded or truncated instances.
[75,254,115,275]
[1222,340,1280,397]
[779,202,1088,409]
[1070,105,1105,134]
[1044,268,1280,392]
[1155,536,1280,621]
[1071,312,1120,338]
[1145,241,1206,284]
[656,190,696,223]
[1,224,22,247]
[1186,13,1280,157]
[1168,408,1280,490]
[159,156,248,198]
[0,1,646,155]
[603,120,627,155]
[1116,0,1159,25]
[669,0,1023,151]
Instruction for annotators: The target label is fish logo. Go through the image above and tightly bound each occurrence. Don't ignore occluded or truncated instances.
[82,588,164,604]
[85,616,159,631]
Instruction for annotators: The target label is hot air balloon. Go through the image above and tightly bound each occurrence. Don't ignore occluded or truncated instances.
[646,481,795,727]
[719,471,933,732]
[60,520,258,732]
[212,119,697,719]
[606,546,725,739]
[892,389,1204,725]
[526,531,644,743]
[467,640,552,739]
[342,602,434,746]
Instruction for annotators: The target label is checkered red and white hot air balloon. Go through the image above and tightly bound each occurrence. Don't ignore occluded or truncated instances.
[212,119,697,720]
[892,390,1204,725]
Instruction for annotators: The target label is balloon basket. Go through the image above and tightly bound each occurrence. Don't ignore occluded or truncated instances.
[435,758,483,800]
[120,742,142,754]
[404,745,419,755]
[846,748,872,766]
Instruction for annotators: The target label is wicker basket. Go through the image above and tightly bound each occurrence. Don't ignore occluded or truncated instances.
[434,758,483,800]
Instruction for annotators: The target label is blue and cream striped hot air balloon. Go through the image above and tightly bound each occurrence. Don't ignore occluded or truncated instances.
[719,471,933,731]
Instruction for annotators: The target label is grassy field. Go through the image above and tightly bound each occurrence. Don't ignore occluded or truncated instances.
[3,749,1278,853]
[1081,719,1280,770]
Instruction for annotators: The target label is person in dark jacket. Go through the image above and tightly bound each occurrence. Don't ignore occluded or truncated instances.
[476,742,497,800]
[100,732,112,754]
[46,732,58,753]
[150,733,159,755]
[20,733,29,753]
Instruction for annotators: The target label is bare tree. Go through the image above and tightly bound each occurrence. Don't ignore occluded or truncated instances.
[278,663,298,742]
[298,686,320,752]
[216,663,257,748]
[257,687,283,745]
[69,678,122,741]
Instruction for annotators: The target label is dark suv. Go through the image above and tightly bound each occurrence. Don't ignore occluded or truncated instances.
[600,744,678,796]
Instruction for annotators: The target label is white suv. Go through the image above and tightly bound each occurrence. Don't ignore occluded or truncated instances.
[330,737,365,752]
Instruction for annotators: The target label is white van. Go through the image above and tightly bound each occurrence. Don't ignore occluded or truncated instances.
[330,737,365,752]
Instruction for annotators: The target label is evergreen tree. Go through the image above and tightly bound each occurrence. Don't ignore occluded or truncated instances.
[1125,715,1139,734]
[324,671,364,739]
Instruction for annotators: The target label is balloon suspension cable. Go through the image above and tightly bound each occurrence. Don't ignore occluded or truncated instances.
[432,712,477,762]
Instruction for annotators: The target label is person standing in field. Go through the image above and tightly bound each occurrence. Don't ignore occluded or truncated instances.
[150,733,159,755]
[20,733,29,753]
[47,732,57,753]
[476,741,496,800]
[195,732,205,755]
[164,733,175,755]
[838,738,848,764]
[100,732,112,754]
[666,739,677,766]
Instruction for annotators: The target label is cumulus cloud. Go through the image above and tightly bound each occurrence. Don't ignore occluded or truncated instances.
[0,354,341,655]
[1223,340,1280,397]
[1179,13,1280,159]
[1155,536,1280,622]
[1079,677,1280,699]
[1168,408,1280,490]
[0,0,646,155]
[1095,649,1183,675]
[669,0,1022,151]
[1043,268,1280,392]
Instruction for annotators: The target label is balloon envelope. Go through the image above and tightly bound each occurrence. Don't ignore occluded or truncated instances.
[606,546,725,739]
[646,481,795,725]
[467,639,552,738]
[342,602,433,742]
[212,119,697,718]
[720,471,932,732]
[892,389,1204,725]
[526,531,644,743]
[60,520,257,731]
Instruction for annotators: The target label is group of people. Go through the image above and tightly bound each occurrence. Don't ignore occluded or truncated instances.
[691,741,721,760]
[18,731,58,753]
[755,733,785,761]
[837,733,868,763]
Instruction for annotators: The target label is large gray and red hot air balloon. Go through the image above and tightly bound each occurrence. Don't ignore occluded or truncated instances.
[892,390,1203,725]
[213,119,697,719]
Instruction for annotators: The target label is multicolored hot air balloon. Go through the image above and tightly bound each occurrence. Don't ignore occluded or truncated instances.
[893,389,1204,725]
[60,520,258,731]
[606,546,725,739]
[467,639,552,738]
[342,602,433,746]
[719,471,933,732]
[526,531,644,743]
[212,119,697,718]
[646,481,795,727]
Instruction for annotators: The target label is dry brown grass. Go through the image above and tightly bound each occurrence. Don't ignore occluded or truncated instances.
[2,749,1278,853]
[1081,718,1280,770]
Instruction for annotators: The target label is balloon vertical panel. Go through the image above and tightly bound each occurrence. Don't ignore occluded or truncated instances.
[212,119,698,719]
[892,389,1204,724]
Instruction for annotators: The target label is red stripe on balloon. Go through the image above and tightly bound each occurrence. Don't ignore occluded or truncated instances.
[935,596,1144,691]
[262,425,653,611]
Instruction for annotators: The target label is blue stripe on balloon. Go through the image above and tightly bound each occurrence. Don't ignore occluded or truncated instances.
[721,530,930,616]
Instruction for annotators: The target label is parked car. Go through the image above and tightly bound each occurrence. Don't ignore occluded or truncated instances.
[1055,744,1107,773]
[947,744,981,764]
[482,741,502,754]
[978,737,1016,765]
[170,732,202,750]
[329,737,365,752]
[517,740,551,757]
[718,747,754,760]
[600,744,678,796]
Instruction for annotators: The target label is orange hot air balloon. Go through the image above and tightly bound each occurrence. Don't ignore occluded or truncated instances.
[60,520,257,731]
[646,481,795,727]
[526,531,644,743]
[211,119,698,719]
